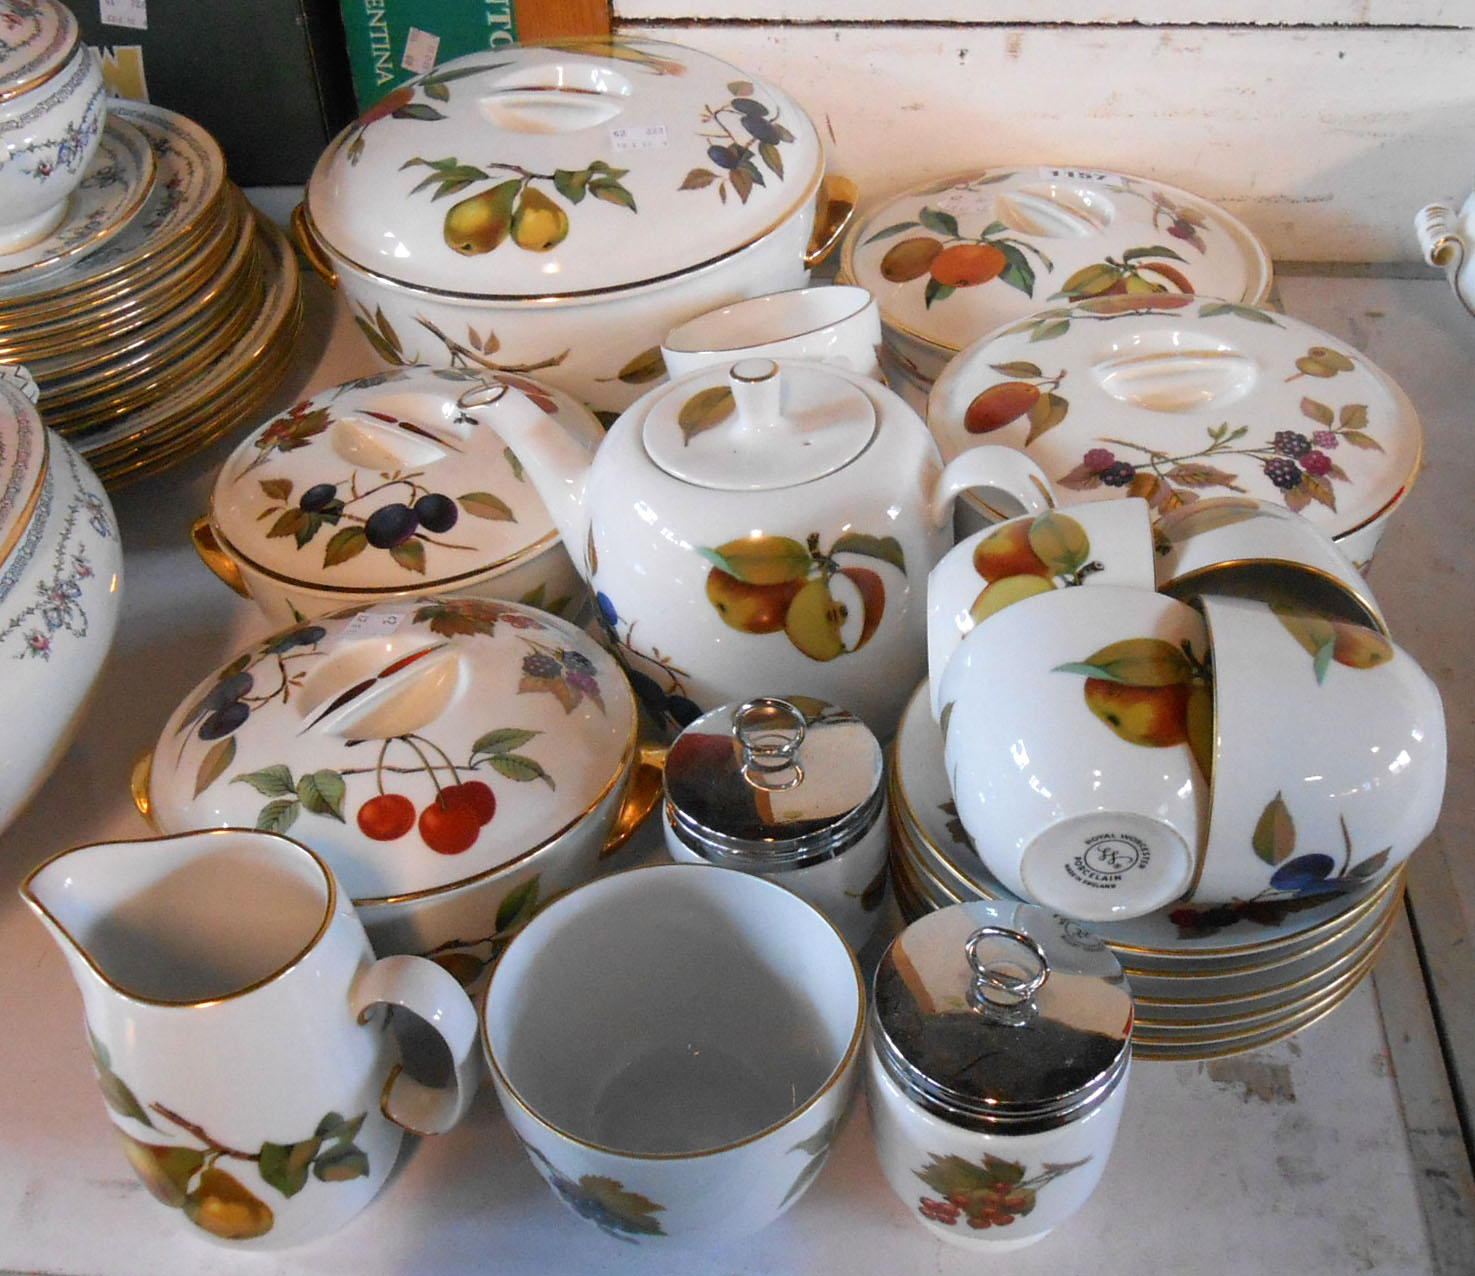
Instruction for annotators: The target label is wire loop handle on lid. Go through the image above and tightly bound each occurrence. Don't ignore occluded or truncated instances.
[733,697,806,792]
[965,926,1049,1015]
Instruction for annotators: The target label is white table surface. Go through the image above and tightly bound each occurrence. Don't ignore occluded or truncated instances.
[1,263,1472,1275]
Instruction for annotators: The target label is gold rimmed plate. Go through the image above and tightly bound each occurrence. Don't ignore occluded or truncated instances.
[82,215,302,487]
[0,184,246,358]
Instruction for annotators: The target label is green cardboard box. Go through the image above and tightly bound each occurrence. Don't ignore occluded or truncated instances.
[338,0,517,111]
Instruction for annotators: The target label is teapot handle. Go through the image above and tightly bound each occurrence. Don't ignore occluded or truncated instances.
[349,953,480,1137]
[930,444,1056,529]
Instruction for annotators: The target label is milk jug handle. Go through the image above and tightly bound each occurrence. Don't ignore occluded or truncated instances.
[349,953,479,1137]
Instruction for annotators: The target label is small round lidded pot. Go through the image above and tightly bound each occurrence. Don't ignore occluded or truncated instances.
[867,900,1132,1250]
[662,695,889,953]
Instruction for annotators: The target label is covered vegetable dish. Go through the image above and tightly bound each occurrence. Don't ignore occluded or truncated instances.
[137,597,653,992]
[191,366,602,626]
[296,37,850,415]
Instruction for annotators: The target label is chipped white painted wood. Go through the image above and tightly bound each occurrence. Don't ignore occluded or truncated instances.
[617,1,1472,23]
[614,21,1474,263]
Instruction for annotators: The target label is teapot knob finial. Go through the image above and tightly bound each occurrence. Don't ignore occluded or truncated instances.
[729,358,782,437]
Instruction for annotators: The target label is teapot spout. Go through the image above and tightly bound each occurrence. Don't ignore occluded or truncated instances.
[457,380,594,570]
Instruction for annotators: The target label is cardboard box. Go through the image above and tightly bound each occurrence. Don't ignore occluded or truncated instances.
[338,0,611,112]
[77,0,358,187]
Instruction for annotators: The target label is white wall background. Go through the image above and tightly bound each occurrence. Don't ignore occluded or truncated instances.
[613,2,1475,263]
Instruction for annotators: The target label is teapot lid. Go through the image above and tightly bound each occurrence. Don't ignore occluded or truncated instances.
[0,0,78,101]
[871,900,1132,1133]
[0,367,47,576]
[209,367,602,595]
[641,358,877,490]
[304,38,823,299]
[663,695,884,868]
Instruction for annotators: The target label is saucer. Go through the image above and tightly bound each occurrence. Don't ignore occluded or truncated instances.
[0,114,155,280]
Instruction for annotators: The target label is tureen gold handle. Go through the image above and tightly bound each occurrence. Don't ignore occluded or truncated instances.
[291,201,339,288]
[129,752,161,831]
[806,175,859,269]
[601,741,668,859]
[190,517,252,598]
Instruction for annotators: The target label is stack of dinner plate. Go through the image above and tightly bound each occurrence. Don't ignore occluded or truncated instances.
[0,99,301,489]
[886,682,1406,1061]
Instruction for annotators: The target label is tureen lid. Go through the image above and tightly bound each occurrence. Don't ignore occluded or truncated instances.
[871,900,1132,1133]
[663,695,884,868]
[641,358,878,490]
[0,366,47,572]
[0,0,78,101]
[304,38,823,299]
[927,297,1422,543]
[146,598,637,901]
[210,367,602,594]
[841,167,1272,370]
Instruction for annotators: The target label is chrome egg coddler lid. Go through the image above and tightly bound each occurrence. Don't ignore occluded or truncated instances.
[662,695,884,870]
[871,900,1133,1134]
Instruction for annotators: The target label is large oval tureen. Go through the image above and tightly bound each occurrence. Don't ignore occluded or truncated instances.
[297,37,847,415]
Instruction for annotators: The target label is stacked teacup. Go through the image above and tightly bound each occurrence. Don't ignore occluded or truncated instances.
[927,495,1446,924]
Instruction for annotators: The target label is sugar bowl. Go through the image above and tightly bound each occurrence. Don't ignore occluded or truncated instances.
[0,0,106,253]
[867,900,1132,1250]
[662,694,889,952]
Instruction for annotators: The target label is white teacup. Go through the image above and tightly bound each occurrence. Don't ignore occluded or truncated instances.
[1187,593,1445,907]
[481,863,863,1242]
[927,498,1155,718]
[937,584,1210,922]
[1154,496,1384,630]
[661,284,883,380]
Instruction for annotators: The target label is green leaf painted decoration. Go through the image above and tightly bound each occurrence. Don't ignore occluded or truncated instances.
[259,1137,320,1198]
[1055,637,1194,687]
[472,727,541,756]
[616,347,666,385]
[831,532,906,573]
[235,765,296,797]
[459,491,515,521]
[1252,793,1297,866]
[495,877,541,932]
[678,386,735,443]
[90,1031,153,1127]
[194,737,236,798]
[296,770,346,822]
[389,538,427,574]
[323,526,368,567]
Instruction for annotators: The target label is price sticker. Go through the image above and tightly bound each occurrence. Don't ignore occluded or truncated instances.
[100,0,148,30]
[401,28,440,76]
[342,610,406,640]
[610,124,668,153]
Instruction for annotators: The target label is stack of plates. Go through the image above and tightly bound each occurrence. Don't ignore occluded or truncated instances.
[887,682,1405,1061]
[0,99,302,489]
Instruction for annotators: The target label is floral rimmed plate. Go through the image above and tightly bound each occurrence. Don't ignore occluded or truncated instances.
[0,114,155,279]
[839,166,1272,384]
[889,679,1400,959]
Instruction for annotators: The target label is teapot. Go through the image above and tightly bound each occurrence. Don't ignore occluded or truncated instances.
[463,357,1054,737]
[1417,191,1475,319]
[21,829,479,1249]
